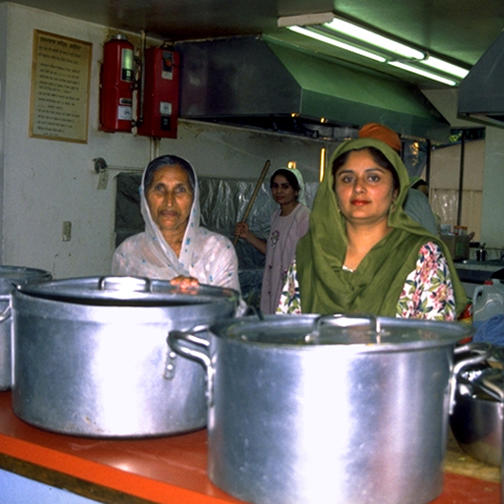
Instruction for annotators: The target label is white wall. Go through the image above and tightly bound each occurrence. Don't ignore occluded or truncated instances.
[481,127,504,250]
[1,3,328,278]
[2,3,144,278]
[430,140,484,241]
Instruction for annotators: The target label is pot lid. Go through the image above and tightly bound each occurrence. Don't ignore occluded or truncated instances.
[215,314,471,351]
[17,275,239,306]
[0,265,52,294]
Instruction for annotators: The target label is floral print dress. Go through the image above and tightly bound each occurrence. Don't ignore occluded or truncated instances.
[277,241,457,320]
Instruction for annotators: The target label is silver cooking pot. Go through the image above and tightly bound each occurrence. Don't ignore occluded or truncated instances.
[12,276,239,437]
[0,265,52,390]
[450,384,503,466]
[169,314,482,504]
[450,348,504,466]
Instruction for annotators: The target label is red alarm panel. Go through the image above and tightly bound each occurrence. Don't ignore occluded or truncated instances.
[137,47,180,138]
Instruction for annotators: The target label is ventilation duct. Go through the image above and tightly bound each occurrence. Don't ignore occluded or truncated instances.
[458,30,504,128]
[176,36,450,141]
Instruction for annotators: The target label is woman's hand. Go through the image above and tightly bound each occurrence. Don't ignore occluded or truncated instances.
[170,275,199,292]
[234,221,266,255]
[234,221,250,240]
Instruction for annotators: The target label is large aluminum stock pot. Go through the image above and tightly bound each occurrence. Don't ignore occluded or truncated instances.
[12,276,239,437]
[450,347,504,466]
[169,314,480,504]
[0,265,52,390]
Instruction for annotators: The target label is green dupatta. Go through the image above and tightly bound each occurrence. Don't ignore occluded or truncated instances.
[296,137,466,317]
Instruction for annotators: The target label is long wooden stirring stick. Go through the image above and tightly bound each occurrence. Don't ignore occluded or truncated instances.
[233,159,271,246]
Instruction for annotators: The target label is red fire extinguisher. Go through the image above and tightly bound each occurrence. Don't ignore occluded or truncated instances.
[136,44,180,138]
[99,34,134,133]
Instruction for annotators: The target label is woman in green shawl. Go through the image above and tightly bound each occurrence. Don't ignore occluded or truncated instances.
[277,137,466,319]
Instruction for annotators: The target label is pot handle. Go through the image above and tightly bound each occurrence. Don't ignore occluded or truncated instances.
[448,342,492,414]
[306,313,381,343]
[98,276,151,292]
[314,313,378,328]
[0,303,11,323]
[168,326,214,406]
[168,325,211,370]
[453,342,492,372]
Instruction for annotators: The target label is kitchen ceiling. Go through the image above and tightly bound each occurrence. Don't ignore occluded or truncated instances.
[7,0,504,89]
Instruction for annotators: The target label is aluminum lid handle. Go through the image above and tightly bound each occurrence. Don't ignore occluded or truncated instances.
[98,276,152,293]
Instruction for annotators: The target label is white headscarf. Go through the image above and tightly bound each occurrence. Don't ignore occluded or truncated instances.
[139,154,199,277]
[271,167,307,206]
[112,155,241,291]
[290,167,307,206]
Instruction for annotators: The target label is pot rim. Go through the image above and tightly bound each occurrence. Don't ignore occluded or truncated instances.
[0,265,52,294]
[208,314,472,352]
[16,275,240,306]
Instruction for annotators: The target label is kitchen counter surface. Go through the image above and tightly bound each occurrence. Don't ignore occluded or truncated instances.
[454,260,503,285]
[454,260,504,272]
[0,391,500,503]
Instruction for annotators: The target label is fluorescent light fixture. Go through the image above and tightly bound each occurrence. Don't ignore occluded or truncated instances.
[282,14,469,85]
[287,26,386,62]
[324,18,424,60]
[388,61,457,86]
[278,12,335,28]
[419,55,469,79]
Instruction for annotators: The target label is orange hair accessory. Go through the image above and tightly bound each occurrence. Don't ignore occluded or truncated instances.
[358,122,401,153]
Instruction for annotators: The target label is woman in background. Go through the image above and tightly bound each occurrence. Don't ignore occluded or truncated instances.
[112,154,240,291]
[235,167,310,313]
[278,137,466,319]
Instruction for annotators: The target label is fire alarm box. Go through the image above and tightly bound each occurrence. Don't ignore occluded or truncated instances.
[99,34,134,133]
[137,46,180,138]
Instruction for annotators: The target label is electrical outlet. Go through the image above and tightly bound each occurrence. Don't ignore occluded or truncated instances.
[62,221,72,241]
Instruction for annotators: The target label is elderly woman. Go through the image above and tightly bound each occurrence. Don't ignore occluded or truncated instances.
[235,167,310,313]
[277,138,466,319]
[112,154,240,291]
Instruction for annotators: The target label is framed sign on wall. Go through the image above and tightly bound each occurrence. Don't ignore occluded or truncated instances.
[29,30,92,143]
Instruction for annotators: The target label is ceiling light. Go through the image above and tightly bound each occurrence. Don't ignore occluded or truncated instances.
[287,26,386,63]
[324,18,424,60]
[419,55,469,79]
[388,61,457,86]
[281,14,468,86]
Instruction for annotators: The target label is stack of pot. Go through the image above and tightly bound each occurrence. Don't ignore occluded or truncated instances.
[0,265,52,391]
[450,347,504,467]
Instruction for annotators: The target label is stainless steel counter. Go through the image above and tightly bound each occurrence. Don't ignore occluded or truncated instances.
[455,260,504,297]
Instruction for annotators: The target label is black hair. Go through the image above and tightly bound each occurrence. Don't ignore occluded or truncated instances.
[332,146,400,192]
[143,155,195,196]
[270,169,300,193]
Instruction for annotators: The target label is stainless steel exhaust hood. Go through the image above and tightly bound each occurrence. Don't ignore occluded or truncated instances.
[176,36,450,142]
[458,30,504,127]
